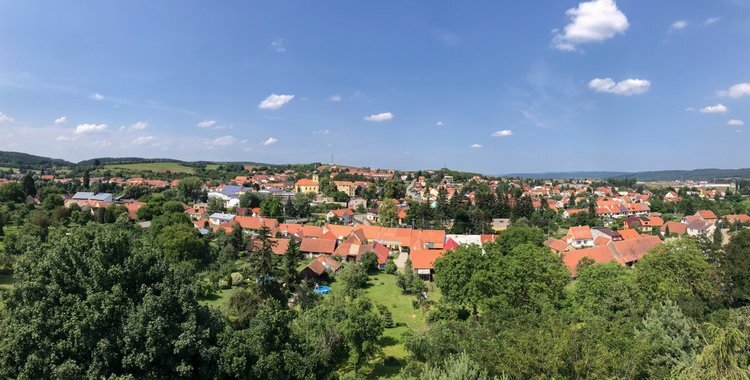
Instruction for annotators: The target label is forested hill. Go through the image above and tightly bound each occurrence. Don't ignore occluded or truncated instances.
[0,151,74,169]
[506,168,750,181]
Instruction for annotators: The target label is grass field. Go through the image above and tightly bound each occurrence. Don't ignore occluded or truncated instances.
[205,164,221,170]
[103,162,195,173]
[330,271,437,378]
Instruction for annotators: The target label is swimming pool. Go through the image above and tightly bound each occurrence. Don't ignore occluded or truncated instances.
[313,285,331,295]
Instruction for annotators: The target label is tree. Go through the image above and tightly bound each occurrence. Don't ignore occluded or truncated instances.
[82,169,90,189]
[260,196,283,220]
[359,251,379,274]
[339,297,385,373]
[724,230,750,306]
[413,352,490,380]
[177,176,204,202]
[21,173,36,197]
[379,199,399,227]
[230,223,244,252]
[635,239,720,318]
[491,225,545,256]
[338,263,369,298]
[207,196,225,213]
[0,182,24,203]
[397,258,426,295]
[157,224,210,266]
[239,192,262,209]
[246,226,280,297]
[281,238,301,292]
[0,225,223,378]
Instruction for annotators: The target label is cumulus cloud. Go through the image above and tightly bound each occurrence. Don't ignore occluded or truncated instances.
[263,137,278,146]
[329,95,342,102]
[89,93,104,101]
[129,121,148,130]
[699,104,728,113]
[271,38,286,53]
[54,116,67,125]
[718,83,750,98]
[259,94,295,110]
[552,0,629,51]
[211,135,237,146]
[470,144,482,149]
[131,136,155,145]
[669,20,688,31]
[436,121,444,127]
[0,112,15,124]
[492,129,513,137]
[74,123,108,134]
[728,119,745,126]
[705,17,720,25]
[197,120,217,128]
[588,77,651,95]
[364,112,394,122]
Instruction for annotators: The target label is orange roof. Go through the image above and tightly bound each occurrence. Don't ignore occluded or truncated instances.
[299,238,336,254]
[617,228,641,240]
[661,221,687,235]
[124,201,144,220]
[330,208,354,217]
[612,235,662,263]
[300,225,324,238]
[278,223,304,235]
[568,225,593,240]
[594,236,610,246]
[295,179,319,187]
[323,224,354,239]
[544,238,569,253]
[697,210,718,220]
[410,249,445,270]
[563,246,623,276]
[304,255,342,276]
[724,214,750,224]
[235,216,279,230]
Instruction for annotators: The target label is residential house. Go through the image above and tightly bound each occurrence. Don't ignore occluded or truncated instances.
[410,249,445,281]
[294,179,319,194]
[300,255,342,281]
[661,221,688,236]
[564,226,594,249]
[299,238,337,257]
[209,212,235,226]
[326,208,354,224]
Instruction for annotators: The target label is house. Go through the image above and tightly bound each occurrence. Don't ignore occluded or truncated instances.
[122,200,145,220]
[591,227,623,242]
[294,179,319,194]
[695,210,718,225]
[544,237,570,254]
[300,255,342,281]
[624,215,664,229]
[348,198,367,211]
[299,238,337,257]
[724,214,750,224]
[235,216,279,231]
[209,212,235,226]
[326,208,354,224]
[333,181,358,196]
[562,235,662,276]
[491,218,511,231]
[661,221,688,236]
[686,220,716,236]
[564,226,594,248]
[410,249,445,281]
[617,228,641,240]
[71,192,113,202]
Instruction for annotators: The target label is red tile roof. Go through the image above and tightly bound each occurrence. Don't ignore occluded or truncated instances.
[617,229,641,240]
[661,221,687,235]
[697,210,718,220]
[300,238,336,255]
[410,249,445,270]
[563,246,623,276]
[612,235,661,263]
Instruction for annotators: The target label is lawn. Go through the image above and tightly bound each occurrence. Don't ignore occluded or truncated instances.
[103,162,195,173]
[330,271,438,378]
[199,287,237,315]
[205,164,221,170]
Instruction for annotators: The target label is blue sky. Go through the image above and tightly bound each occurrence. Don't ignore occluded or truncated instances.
[0,0,749,174]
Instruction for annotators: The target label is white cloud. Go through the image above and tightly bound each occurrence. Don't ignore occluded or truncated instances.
[131,136,155,145]
[670,20,688,31]
[436,121,444,127]
[705,17,720,25]
[74,123,108,134]
[728,119,745,126]
[552,0,629,51]
[197,120,217,128]
[92,140,112,148]
[313,129,330,135]
[699,104,728,113]
[718,83,750,98]
[329,95,342,102]
[259,94,295,110]
[211,135,237,146]
[89,93,104,101]
[0,112,14,124]
[470,144,483,149]
[271,38,286,53]
[492,129,513,137]
[56,136,77,142]
[54,116,67,125]
[588,77,651,95]
[129,121,148,130]
[263,137,278,146]
[364,112,394,122]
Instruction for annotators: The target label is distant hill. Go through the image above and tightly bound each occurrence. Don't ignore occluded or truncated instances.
[506,168,750,181]
[504,171,631,179]
[0,151,74,169]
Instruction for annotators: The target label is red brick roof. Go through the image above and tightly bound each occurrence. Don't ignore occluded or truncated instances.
[300,238,336,254]
[563,246,623,276]
[697,210,718,220]
[612,235,661,263]
[661,221,687,235]
[410,249,445,270]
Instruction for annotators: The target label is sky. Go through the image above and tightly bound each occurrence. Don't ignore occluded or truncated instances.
[0,0,749,174]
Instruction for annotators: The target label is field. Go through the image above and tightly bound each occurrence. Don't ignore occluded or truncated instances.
[103,162,195,173]
[199,269,437,378]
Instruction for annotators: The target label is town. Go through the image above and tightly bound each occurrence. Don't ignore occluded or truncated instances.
[1,156,750,378]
